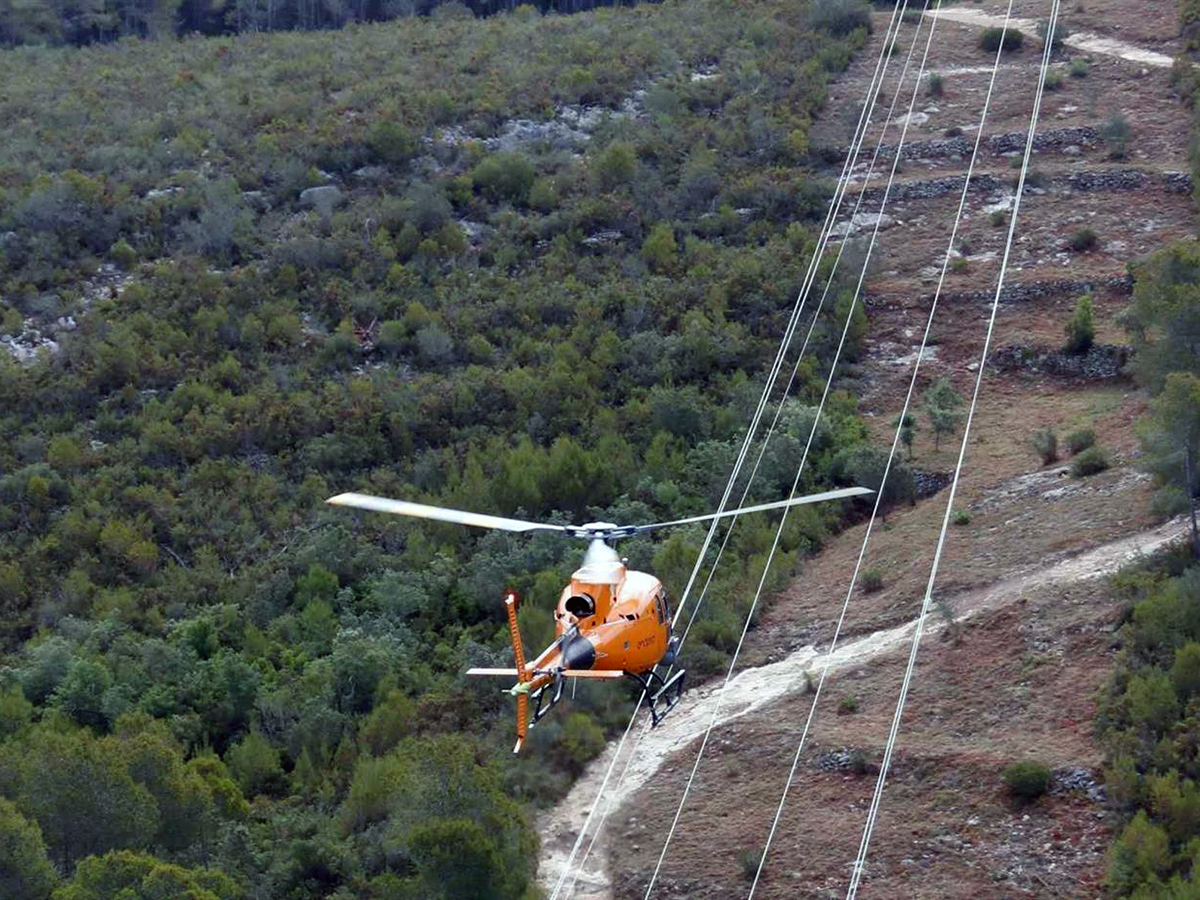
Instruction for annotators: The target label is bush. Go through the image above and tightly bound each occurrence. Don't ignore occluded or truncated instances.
[990,209,1008,227]
[737,848,761,880]
[928,73,944,97]
[1064,428,1096,454]
[861,568,884,592]
[1101,112,1130,159]
[366,121,415,165]
[471,152,535,204]
[1067,228,1099,253]
[594,142,637,190]
[557,712,605,775]
[225,730,283,797]
[1071,446,1110,477]
[1069,57,1090,78]
[952,509,971,526]
[1043,69,1064,91]
[980,27,1024,52]
[642,222,678,274]
[838,695,859,714]
[813,0,871,37]
[1064,294,1095,353]
[108,238,137,270]
[1039,19,1068,50]
[1003,761,1052,799]
[1108,810,1172,895]
[1031,428,1058,465]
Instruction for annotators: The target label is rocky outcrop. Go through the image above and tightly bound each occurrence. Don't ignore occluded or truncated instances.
[855,126,1101,162]
[299,185,344,213]
[854,169,1192,204]
[942,274,1134,306]
[989,342,1130,379]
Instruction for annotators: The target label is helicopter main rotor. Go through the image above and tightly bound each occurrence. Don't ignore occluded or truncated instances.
[326,486,873,541]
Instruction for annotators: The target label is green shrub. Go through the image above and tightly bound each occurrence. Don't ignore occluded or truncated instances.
[1039,19,1068,50]
[1107,810,1172,894]
[1101,112,1130,159]
[1002,761,1052,799]
[225,730,283,797]
[1043,69,1064,91]
[1170,641,1200,698]
[528,176,559,212]
[1,305,24,336]
[952,509,971,526]
[980,26,1024,52]
[838,695,859,714]
[813,0,871,37]
[641,222,678,274]
[1067,228,1099,253]
[1064,294,1095,354]
[366,121,415,165]
[108,238,137,270]
[594,141,637,190]
[848,749,873,775]
[1031,428,1058,465]
[1064,428,1095,454]
[1126,668,1179,734]
[861,568,884,592]
[1071,446,1109,477]
[990,209,1008,227]
[471,152,535,204]
[928,73,944,97]
[557,712,605,775]
[1069,57,1090,77]
[738,848,761,880]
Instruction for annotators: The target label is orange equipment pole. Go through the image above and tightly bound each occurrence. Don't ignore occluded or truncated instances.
[504,592,529,753]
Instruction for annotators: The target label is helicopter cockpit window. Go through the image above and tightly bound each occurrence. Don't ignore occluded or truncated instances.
[565,593,595,618]
[655,591,669,625]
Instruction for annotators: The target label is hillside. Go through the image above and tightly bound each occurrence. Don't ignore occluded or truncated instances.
[539,2,1200,898]
[0,1,898,898]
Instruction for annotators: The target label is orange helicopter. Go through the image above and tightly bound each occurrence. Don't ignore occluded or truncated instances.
[327,486,871,752]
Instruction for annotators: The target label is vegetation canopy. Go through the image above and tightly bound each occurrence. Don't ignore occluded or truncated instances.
[0,0,879,896]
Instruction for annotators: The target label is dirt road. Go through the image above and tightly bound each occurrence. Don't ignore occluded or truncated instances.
[538,517,1186,899]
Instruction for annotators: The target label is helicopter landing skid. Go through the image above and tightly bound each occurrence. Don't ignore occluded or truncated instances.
[628,668,686,727]
[529,672,565,729]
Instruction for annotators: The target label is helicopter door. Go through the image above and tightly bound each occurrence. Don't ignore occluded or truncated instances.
[655,591,668,625]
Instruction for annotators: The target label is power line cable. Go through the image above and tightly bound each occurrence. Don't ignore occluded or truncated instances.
[844,3,1063,895]
[640,5,941,895]
[744,0,1016,893]
[546,6,915,898]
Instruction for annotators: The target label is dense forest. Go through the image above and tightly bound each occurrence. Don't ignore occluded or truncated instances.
[0,0,877,45]
[0,0,890,897]
[1096,3,1200,890]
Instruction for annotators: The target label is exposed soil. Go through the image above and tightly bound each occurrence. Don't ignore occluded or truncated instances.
[539,2,1195,898]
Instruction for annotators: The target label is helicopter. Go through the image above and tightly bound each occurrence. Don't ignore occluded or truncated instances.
[327,486,872,752]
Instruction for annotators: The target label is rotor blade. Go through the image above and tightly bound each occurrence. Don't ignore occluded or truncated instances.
[326,493,568,534]
[630,486,874,534]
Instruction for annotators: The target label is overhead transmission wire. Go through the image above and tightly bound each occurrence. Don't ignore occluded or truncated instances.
[745,0,1016,894]
[845,2,1063,896]
[545,6,912,899]
[640,4,942,896]
[552,5,921,896]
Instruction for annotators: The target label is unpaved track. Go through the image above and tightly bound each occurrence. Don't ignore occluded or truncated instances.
[923,7,1177,68]
[537,517,1187,899]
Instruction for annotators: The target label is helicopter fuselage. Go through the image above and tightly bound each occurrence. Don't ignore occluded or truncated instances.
[520,540,672,693]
